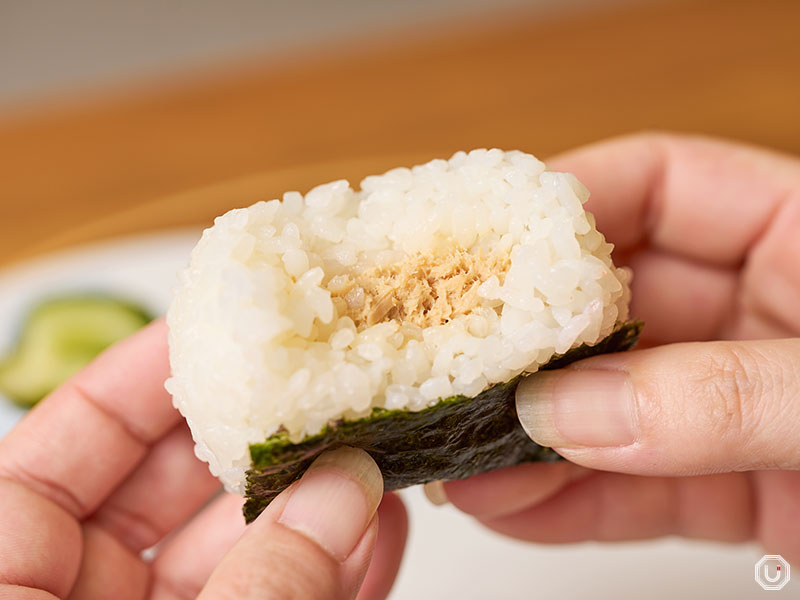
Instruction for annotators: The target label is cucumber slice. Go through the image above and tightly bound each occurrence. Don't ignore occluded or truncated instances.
[0,296,153,407]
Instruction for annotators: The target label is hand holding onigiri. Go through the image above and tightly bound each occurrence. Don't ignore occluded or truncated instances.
[166,149,639,522]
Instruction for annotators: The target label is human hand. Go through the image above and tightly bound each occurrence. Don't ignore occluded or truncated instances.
[433,133,800,563]
[0,321,407,599]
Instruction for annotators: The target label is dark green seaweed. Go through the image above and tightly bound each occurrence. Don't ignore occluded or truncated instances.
[244,320,642,522]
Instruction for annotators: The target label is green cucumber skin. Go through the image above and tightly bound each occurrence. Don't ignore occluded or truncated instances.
[244,320,642,523]
[0,295,153,407]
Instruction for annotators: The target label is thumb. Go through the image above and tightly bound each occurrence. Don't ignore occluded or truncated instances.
[516,339,800,475]
[199,446,384,600]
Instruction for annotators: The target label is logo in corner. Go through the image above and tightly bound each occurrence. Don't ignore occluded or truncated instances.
[755,555,790,591]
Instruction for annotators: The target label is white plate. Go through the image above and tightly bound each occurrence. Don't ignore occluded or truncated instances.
[0,230,202,434]
[0,231,766,599]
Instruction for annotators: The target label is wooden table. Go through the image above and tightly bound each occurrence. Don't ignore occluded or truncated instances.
[1,0,798,266]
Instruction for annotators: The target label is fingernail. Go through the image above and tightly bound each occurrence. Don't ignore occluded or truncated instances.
[423,481,448,506]
[516,369,637,448]
[278,446,383,561]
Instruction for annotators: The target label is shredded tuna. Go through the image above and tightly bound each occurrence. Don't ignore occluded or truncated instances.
[328,247,511,328]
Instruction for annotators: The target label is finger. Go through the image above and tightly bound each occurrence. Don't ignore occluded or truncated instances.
[341,514,379,598]
[0,320,179,518]
[198,447,384,600]
[0,479,82,598]
[89,422,221,553]
[478,471,753,545]
[150,493,248,599]
[439,461,589,520]
[516,338,800,475]
[66,523,149,600]
[0,586,59,599]
[739,194,800,335]
[625,249,737,344]
[356,493,408,600]
[153,491,407,600]
[548,133,800,266]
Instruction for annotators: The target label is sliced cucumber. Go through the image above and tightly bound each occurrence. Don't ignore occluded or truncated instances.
[0,296,153,407]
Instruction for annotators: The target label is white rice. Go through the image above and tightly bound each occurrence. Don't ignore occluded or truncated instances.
[166,149,630,494]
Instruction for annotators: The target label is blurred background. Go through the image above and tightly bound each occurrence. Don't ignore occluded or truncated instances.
[2,0,799,264]
[1,0,798,598]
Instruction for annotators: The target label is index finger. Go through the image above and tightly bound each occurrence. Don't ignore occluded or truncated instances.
[0,319,180,518]
[548,133,800,267]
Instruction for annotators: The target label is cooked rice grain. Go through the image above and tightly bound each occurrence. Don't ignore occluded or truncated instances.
[167,149,630,493]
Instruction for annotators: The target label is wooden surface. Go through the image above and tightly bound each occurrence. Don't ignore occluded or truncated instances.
[1,0,799,266]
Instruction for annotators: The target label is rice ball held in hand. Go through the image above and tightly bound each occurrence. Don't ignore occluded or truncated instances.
[167,149,640,522]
